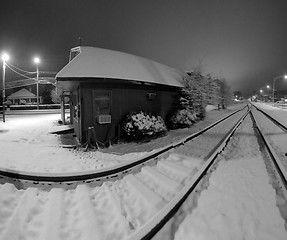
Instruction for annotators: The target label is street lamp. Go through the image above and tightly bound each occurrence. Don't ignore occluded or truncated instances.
[33,57,40,110]
[265,85,271,101]
[1,53,9,122]
[259,89,263,101]
[272,75,287,103]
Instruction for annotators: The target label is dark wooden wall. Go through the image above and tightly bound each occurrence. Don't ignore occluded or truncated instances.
[73,80,180,143]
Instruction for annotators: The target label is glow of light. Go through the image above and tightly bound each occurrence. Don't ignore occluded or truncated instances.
[266,85,270,89]
[1,53,9,62]
[34,57,40,64]
[260,89,263,93]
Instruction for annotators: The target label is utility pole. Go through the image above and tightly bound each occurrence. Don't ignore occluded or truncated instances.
[1,53,9,122]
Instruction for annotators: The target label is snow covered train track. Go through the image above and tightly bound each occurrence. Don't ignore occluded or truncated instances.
[0,107,251,240]
[250,106,287,188]
[172,108,287,240]
[251,103,287,131]
[0,106,248,186]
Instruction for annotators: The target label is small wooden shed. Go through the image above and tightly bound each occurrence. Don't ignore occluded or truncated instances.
[56,46,183,144]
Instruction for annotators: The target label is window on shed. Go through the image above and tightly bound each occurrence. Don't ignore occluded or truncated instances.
[93,91,111,115]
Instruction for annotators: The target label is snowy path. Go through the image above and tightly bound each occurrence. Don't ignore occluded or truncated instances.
[172,109,245,160]
[174,114,287,240]
[0,154,200,240]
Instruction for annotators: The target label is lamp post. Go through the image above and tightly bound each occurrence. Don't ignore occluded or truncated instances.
[259,89,263,101]
[265,85,271,101]
[34,57,40,110]
[1,53,9,122]
[272,75,287,103]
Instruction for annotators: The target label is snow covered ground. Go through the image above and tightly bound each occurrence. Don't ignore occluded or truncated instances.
[0,105,239,174]
[0,103,287,240]
[252,103,287,171]
[0,114,154,173]
[174,111,287,240]
[253,101,287,126]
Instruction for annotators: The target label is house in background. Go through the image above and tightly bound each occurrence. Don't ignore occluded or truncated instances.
[2,76,57,105]
[56,46,184,144]
[7,88,42,105]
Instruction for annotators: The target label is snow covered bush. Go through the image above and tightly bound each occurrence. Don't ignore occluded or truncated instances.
[168,109,199,129]
[121,111,167,141]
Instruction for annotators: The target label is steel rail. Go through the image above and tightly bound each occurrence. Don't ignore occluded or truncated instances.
[250,103,287,132]
[126,106,251,240]
[250,109,287,187]
[0,105,248,183]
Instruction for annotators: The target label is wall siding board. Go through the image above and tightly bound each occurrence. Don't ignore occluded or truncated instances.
[74,80,179,143]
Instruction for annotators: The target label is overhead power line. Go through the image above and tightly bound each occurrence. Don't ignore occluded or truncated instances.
[6,62,36,74]
[5,63,37,80]
[0,77,56,91]
[1,62,57,90]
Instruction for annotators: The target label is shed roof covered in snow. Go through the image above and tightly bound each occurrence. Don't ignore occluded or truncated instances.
[7,88,36,99]
[56,46,184,88]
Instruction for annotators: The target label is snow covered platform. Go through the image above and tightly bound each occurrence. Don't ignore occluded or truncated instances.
[0,104,246,174]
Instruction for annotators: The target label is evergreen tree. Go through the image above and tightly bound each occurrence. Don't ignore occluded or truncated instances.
[180,71,206,119]
[41,85,54,104]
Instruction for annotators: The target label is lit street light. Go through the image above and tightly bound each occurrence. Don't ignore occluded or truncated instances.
[1,53,9,122]
[272,75,287,103]
[265,85,271,101]
[259,89,263,101]
[34,57,40,110]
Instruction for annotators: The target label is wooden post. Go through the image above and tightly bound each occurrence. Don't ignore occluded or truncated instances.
[60,95,66,125]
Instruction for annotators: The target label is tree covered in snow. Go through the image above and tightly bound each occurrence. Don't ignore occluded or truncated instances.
[216,78,232,107]
[181,71,231,110]
[180,71,207,119]
[50,85,69,104]
[50,88,60,103]
[168,71,231,129]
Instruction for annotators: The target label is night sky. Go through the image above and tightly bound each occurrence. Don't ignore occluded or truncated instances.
[1,0,287,96]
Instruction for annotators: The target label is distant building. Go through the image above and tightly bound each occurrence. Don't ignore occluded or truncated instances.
[56,46,184,144]
[2,77,56,105]
[7,88,42,105]
[277,89,287,100]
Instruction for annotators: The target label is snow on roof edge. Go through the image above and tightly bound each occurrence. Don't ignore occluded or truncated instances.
[56,46,184,88]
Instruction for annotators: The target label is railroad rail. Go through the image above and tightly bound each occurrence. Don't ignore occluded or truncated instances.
[127,105,251,240]
[250,105,287,188]
[0,105,248,185]
[130,105,287,240]
[251,103,287,132]
[0,105,252,240]
[127,105,287,240]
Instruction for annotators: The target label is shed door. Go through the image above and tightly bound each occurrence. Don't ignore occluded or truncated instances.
[72,90,81,140]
